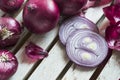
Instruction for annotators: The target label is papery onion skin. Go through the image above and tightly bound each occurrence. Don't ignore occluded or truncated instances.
[59,16,99,45]
[54,0,87,16]
[23,0,60,34]
[82,0,112,10]
[66,30,108,67]
[103,4,120,25]
[0,17,21,48]
[25,42,48,60]
[0,50,18,80]
[105,24,120,50]
[0,0,24,13]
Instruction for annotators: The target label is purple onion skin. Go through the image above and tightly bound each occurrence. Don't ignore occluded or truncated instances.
[54,0,87,16]
[25,42,48,60]
[103,4,120,25]
[0,17,21,48]
[0,50,18,80]
[105,24,120,50]
[0,0,24,13]
[66,30,108,67]
[23,0,60,34]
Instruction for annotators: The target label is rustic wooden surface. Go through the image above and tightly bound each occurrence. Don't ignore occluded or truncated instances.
[0,1,119,80]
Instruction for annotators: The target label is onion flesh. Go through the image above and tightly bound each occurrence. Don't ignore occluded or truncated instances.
[66,30,108,67]
[0,17,21,48]
[23,0,60,34]
[59,16,98,45]
[0,50,18,80]
[0,0,24,13]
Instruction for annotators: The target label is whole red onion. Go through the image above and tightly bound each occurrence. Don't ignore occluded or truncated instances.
[0,50,18,80]
[0,17,21,48]
[66,30,108,67]
[54,0,87,16]
[0,0,24,13]
[23,0,60,34]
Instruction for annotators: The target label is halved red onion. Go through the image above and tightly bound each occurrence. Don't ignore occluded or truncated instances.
[25,42,48,60]
[105,24,120,50]
[66,30,108,67]
[0,17,21,48]
[0,50,18,80]
[59,16,98,45]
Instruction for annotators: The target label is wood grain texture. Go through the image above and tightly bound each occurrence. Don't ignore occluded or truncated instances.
[97,51,120,80]
[9,26,59,80]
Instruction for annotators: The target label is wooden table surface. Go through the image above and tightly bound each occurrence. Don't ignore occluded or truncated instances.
[0,1,120,80]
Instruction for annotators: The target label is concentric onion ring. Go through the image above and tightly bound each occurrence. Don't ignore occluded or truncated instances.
[59,16,98,45]
[66,30,108,67]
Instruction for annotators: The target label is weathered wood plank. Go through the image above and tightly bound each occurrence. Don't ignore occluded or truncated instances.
[28,41,69,80]
[97,51,120,80]
[9,26,58,80]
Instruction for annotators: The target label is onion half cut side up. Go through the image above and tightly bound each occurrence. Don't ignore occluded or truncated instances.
[59,16,98,45]
[66,30,108,67]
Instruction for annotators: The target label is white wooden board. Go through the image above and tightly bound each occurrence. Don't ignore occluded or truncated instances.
[97,51,120,80]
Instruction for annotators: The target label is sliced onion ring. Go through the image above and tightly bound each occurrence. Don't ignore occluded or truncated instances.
[59,16,98,45]
[66,30,108,67]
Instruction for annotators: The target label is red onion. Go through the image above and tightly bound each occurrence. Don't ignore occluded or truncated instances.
[114,0,120,4]
[0,50,18,80]
[59,16,98,45]
[25,42,48,60]
[0,17,21,48]
[0,0,24,13]
[103,4,120,25]
[23,0,60,34]
[54,0,87,16]
[66,30,108,67]
[105,23,120,51]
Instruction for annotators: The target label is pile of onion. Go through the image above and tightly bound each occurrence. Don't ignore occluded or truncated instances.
[0,0,24,13]
[59,16,108,67]
[23,0,60,34]
[0,17,21,48]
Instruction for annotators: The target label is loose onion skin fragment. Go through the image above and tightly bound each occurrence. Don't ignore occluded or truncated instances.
[66,30,108,67]
[103,4,120,25]
[25,42,48,60]
[59,16,98,45]
[0,17,21,48]
[0,50,18,80]
[105,24,120,50]
[0,0,24,13]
